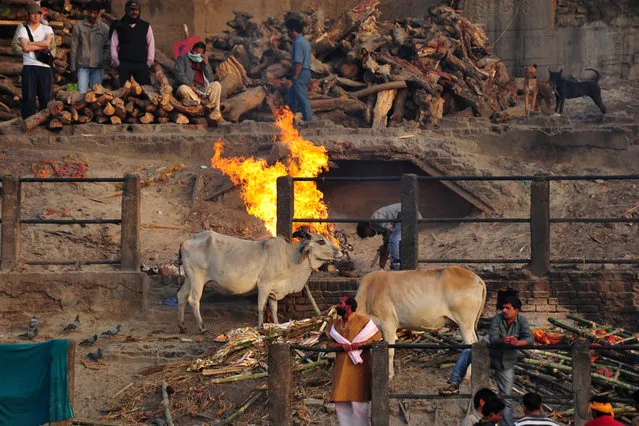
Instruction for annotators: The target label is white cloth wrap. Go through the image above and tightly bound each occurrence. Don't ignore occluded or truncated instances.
[330,319,379,364]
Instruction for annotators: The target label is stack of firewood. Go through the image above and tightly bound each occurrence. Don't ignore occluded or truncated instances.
[206,1,517,128]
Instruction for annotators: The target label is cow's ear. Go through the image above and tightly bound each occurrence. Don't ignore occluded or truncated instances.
[298,240,312,264]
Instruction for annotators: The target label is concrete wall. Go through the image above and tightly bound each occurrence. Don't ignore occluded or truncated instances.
[0,272,148,321]
[279,269,639,329]
[112,0,638,81]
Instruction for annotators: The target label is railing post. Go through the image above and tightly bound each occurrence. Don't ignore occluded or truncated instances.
[400,174,419,270]
[268,343,292,425]
[371,341,389,426]
[1,175,21,271]
[120,174,140,271]
[470,342,490,395]
[529,175,550,276]
[571,339,591,426]
[276,176,293,241]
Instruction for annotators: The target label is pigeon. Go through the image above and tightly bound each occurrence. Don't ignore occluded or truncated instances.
[80,334,98,346]
[63,315,80,331]
[86,348,103,361]
[100,324,121,337]
[29,316,38,330]
[17,328,38,340]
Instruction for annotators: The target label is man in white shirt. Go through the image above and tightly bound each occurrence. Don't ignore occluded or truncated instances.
[515,393,562,426]
[16,2,53,119]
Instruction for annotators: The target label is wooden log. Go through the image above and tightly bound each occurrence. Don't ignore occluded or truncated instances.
[351,81,407,99]
[96,93,113,107]
[372,89,397,128]
[220,86,266,122]
[142,84,162,104]
[0,78,21,98]
[103,102,115,116]
[390,88,408,123]
[169,96,202,116]
[130,78,143,96]
[114,104,126,120]
[0,110,16,121]
[139,112,154,124]
[110,116,122,125]
[0,60,23,76]
[48,100,64,115]
[310,97,366,113]
[68,107,79,122]
[151,63,172,95]
[48,117,63,130]
[108,81,131,99]
[58,110,73,124]
[171,112,190,124]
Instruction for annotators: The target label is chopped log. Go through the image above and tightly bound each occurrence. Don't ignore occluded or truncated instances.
[0,110,16,121]
[155,50,176,75]
[139,112,155,124]
[311,55,332,75]
[0,78,21,98]
[151,63,172,95]
[130,78,143,96]
[340,63,360,80]
[390,88,408,122]
[125,101,135,115]
[96,93,113,107]
[142,84,162,104]
[108,81,131,99]
[312,0,380,57]
[336,76,366,88]
[56,90,86,107]
[96,114,108,124]
[48,100,64,115]
[91,83,108,95]
[351,81,407,98]
[169,96,203,116]
[310,97,367,113]
[103,102,115,116]
[47,118,63,130]
[265,63,289,81]
[69,107,79,122]
[110,116,122,125]
[372,89,397,128]
[220,86,266,122]
[171,112,190,124]
[58,110,73,124]
[114,104,126,120]
[376,53,440,93]
[0,60,23,76]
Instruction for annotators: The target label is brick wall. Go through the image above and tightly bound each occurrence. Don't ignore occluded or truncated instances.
[279,270,639,329]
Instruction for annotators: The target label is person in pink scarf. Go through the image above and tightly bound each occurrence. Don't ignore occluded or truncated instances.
[327,295,382,425]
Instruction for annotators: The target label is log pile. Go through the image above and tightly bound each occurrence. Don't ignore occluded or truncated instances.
[206,2,517,128]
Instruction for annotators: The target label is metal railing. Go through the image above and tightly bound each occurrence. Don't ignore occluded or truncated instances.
[276,174,639,275]
[0,175,141,271]
[268,341,639,426]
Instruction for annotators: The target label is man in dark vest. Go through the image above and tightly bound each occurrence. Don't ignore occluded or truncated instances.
[110,0,154,85]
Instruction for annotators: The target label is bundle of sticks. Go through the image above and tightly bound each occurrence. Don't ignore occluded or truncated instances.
[206,1,517,128]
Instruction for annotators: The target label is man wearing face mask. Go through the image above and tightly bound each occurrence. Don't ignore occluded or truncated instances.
[174,42,222,112]
[326,295,382,425]
[110,0,154,86]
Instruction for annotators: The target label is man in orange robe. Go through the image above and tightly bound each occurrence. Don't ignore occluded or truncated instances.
[327,295,382,425]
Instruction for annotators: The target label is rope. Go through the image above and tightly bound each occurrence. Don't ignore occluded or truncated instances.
[490,0,523,47]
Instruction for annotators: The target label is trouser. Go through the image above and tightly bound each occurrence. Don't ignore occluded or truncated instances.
[117,61,151,86]
[77,67,105,94]
[335,401,370,426]
[176,82,222,109]
[389,223,402,270]
[21,65,52,119]
[286,68,312,121]
[448,349,515,426]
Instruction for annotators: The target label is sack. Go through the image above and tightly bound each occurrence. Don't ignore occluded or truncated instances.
[34,50,54,66]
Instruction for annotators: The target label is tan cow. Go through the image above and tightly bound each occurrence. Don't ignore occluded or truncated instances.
[356,266,486,377]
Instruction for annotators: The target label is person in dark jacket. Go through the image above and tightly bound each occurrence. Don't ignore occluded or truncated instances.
[174,41,222,111]
[110,0,154,85]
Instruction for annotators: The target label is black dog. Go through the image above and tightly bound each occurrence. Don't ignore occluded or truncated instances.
[548,68,606,114]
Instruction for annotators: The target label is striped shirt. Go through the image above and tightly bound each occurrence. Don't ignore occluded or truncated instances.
[515,415,561,426]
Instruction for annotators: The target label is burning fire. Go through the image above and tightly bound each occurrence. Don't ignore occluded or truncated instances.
[211,107,334,237]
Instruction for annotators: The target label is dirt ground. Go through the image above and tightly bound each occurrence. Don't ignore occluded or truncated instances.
[0,82,638,424]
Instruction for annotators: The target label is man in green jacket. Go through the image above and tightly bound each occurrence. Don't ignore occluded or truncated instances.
[71,1,110,94]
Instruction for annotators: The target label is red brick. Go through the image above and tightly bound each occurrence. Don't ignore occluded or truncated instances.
[532,291,550,298]
[534,305,554,312]
[547,298,559,305]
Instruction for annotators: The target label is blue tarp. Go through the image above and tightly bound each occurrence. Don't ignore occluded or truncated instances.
[0,339,73,426]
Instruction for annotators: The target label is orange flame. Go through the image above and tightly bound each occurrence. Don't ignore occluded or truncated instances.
[211,107,334,237]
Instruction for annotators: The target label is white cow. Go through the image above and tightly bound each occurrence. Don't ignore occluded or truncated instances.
[177,230,341,333]
[355,266,486,377]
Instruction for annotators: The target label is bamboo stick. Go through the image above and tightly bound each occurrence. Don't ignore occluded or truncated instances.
[219,390,265,426]
[207,359,329,384]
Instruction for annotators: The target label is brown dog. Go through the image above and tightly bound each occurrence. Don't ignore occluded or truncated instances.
[523,64,539,116]
[535,81,554,115]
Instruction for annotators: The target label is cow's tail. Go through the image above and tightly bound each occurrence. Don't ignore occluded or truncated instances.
[176,244,184,289]
[474,275,487,341]
[585,68,600,83]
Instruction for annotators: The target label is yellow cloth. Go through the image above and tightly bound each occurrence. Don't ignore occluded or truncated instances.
[590,401,614,417]
[327,313,382,402]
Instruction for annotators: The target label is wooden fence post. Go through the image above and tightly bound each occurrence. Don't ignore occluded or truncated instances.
[400,174,419,270]
[529,175,550,276]
[1,175,21,271]
[120,174,140,271]
[470,342,490,395]
[276,176,293,241]
[572,339,591,426]
[371,341,390,426]
[268,343,292,425]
